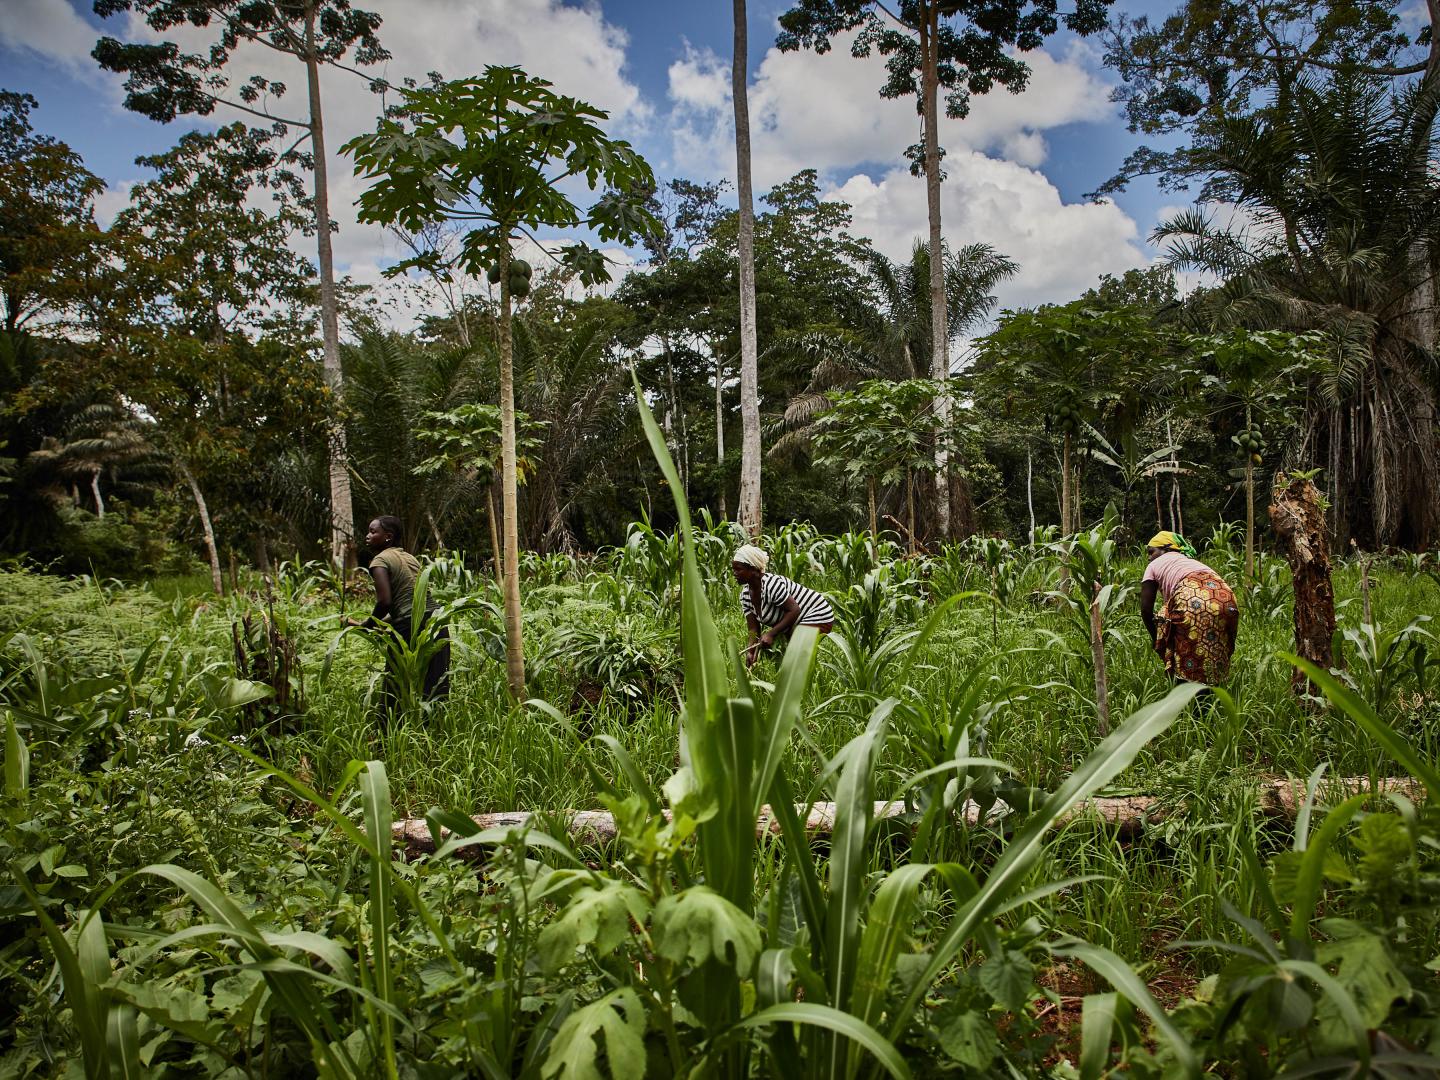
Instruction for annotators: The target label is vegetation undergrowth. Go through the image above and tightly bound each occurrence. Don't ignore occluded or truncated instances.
[2,413,1438,1076]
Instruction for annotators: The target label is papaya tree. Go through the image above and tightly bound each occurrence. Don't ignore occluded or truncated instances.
[345,67,660,697]
[975,305,1165,536]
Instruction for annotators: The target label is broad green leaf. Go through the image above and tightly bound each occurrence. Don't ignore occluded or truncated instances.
[540,988,647,1080]
[539,882,651,972]
[1079,992,1119,1080]
[887,682,1203,1045]
[980,948,1035,1013]
[5,715,28,797]
[651,886,761,973]
[1051,941,1198,1077]
[935,1003,1000,1070]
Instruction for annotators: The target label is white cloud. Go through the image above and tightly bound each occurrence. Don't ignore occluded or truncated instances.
[0,0,98,69]
[833,154,1148,311]
[59,0,653,297]
[668,31,1114,189]
[92,180,134,228]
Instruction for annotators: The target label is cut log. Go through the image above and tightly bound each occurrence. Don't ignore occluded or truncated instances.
[391,776,1424,859]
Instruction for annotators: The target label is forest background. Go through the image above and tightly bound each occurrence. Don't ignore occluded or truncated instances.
[1,0,1438,581]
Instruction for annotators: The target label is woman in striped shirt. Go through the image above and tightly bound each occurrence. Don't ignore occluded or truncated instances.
[732,543,834,666]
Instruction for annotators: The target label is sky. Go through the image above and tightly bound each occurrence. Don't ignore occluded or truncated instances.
[1,0,1192,318]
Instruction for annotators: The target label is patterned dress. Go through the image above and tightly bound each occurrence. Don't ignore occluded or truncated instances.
[1156,570,1240,684]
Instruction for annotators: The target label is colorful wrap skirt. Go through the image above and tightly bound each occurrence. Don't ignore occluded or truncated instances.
[1156,571,1239,685]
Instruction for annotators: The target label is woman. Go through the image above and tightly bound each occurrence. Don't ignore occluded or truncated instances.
[1139,531,1239,685]
[349,516,450,712]
[732,544,834,666]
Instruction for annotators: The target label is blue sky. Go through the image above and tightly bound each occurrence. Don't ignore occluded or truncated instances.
[2,0,1187,313]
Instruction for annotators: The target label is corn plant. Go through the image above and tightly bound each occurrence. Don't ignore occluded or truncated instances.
[1050,506,1124,735]
[1341,614,1435,714]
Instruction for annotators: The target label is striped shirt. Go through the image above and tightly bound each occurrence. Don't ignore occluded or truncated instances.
[740,572,834,628]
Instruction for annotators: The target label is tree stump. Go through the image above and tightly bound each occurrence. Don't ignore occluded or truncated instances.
[1268,475,1337,691]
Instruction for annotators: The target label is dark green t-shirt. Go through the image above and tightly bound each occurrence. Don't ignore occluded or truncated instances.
[369,547,421,620]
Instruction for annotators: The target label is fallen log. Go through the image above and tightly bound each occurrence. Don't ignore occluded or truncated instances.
[391,776,1424,859]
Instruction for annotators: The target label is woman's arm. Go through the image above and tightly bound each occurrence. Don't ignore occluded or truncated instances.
[1139,579,1158,641]
[744,581,764,664]
[352,565,393,628]
[762,597,802,647]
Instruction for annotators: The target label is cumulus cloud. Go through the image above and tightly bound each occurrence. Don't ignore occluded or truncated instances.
[0,0,99,69]
[667,31,1114,189]
[13,0,650,293]
[834,155,1148,311]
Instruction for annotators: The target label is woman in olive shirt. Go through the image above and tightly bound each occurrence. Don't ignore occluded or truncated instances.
[349,515,450,714]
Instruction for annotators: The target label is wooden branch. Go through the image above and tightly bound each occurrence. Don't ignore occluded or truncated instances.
[391,776,1424,859]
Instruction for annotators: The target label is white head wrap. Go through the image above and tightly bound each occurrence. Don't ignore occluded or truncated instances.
[733,544,769,571]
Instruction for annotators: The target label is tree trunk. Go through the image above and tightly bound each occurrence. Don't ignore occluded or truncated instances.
[498,245,526,697]
[180,461,223,596]
[427,508,446,552]
[920,2,950,539]
[867,476,877,539]
[1269,475,1338,693]
[1026,448,1035,543]
[487,483,503,586]
[1061,433,1073,535]
[392,777,1423,857]
[905,470,916,555]
[90,469,104,520]
[304,7,354,570]
[1245,403,1256,582]
[715,348,727,520]
[733,0,762,536]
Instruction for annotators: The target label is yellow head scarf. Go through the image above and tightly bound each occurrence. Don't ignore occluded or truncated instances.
[1147,531,1196,557]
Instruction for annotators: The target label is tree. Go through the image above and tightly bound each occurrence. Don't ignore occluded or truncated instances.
[346,67,660,698]
[734,0,763,535]
[777,0,1113,537]
[974,305,1166,536]
[1099,0,1438,198]
[1157,73,1440,549]
[812,378,957,547]
[775,238,1015,534]
[1187,329,1322,581]
[93,0,391,568]
[107,124,320,593]
[0,91,103,334]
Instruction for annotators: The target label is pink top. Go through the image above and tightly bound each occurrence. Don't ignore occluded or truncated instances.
[1142,550,1215,601]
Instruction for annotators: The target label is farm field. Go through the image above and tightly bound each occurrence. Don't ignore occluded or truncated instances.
[3,504,1438,1077]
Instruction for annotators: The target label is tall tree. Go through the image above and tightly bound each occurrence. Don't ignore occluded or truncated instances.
[777,0,1113,537]
[774,238,1015,537]
[0,92,103,335]
[1156,74,1440,549]
[92,0,390,568]
[1098,0,1439,199]
[107,124,319,592]
[734,0,763,534]
[346,67,660,698]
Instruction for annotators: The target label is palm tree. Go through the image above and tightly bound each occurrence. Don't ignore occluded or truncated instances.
[343,333,483,552]
[1158,73,1440,549]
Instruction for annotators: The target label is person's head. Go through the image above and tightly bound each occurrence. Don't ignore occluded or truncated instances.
[731,543,768,584]
[366,516,404,551]
[1146,530,1190,562]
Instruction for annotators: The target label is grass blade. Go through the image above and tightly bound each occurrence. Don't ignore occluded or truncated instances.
[1284,654,1440,799]
[1052,941,1198,1078]
[887,682,1203,1043]
[359,762,399,1080]
[739,1002,912,1080]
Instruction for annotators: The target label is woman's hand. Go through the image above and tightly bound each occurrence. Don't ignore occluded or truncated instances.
[760,630,776,649]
